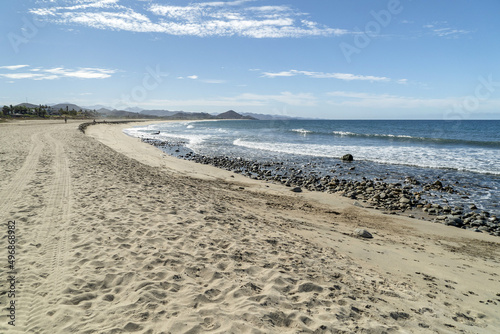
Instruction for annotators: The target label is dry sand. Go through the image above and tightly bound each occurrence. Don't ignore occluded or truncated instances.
[0,119,499,334]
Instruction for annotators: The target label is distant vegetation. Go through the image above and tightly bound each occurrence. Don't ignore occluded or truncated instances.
[1,103,98,119]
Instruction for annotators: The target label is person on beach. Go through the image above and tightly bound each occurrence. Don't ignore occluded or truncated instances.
[64,116,67,123]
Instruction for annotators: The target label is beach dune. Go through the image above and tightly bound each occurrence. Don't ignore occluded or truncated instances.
[0,120,499,333]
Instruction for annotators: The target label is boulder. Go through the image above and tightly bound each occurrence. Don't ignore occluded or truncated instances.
[341,154,354,162]
[445,217,463,227]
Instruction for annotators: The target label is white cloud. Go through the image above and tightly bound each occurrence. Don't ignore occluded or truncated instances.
[262,69,396,82]
[423,22,472,38]
[30,0,350,38]
[0,65,116,80]
[177,75,225,83]
[0,65,30,70]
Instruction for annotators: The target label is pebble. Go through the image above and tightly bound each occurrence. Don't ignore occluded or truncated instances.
[355,229,373,239]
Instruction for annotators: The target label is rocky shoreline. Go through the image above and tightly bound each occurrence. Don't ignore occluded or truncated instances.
[143,138,500,237]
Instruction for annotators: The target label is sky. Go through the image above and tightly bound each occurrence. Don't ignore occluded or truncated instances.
[1,0,500,119]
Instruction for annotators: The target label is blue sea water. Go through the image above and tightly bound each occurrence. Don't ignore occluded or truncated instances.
[125,119,500,215]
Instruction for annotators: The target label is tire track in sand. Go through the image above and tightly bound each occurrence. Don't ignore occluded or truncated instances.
[0,130,46,333]
[0,132,45,215]
[13,129,73,334]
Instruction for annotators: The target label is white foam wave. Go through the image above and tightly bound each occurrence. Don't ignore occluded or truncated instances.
[333,131,418,139]
[377,134,414,138]
[332,131,356,136]
[291,128,312,135]
[123,126,209,147]
[233,139,500,175]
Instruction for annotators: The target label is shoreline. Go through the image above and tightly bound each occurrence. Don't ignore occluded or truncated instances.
[121,120,500,237]
[90,121,500,330]
[1,119,499,333]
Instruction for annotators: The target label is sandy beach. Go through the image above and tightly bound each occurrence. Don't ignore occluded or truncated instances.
[1,119,499,334]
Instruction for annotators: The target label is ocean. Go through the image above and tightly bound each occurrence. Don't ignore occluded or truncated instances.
[124,119,500,216]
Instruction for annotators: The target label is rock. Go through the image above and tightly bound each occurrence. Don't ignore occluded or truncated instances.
[355,228,373,239]
[341,154,354,162]
[433,180,443,188]
[291,187,302,193]
[399,197,411,204]
[445,217,463,227]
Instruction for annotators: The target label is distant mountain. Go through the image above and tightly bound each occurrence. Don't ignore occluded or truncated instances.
[16,103,39,109]
[216,110,256,120]
[140,109,181,117]
[95,108,159,118]
[83,104,109,110]
[241,112,298,120]
[169,111,214,119]
[51,103,88,111]
[125,107,144,113]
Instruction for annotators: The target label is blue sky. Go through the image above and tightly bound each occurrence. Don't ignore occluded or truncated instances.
[1,0,499,119]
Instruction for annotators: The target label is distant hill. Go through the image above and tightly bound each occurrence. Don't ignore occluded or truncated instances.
[16,103,39,109]
[241,112,298,120]
[83,104,109,111]
[99,109,159,118]
[51,103,88,111]
[125,107,144,113]
[216,110,256,120]
[140,109,181,117]
[168,112,214,120]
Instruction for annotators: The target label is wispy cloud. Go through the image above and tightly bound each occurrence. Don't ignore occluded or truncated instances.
[327,91,462,109]
[423,22,472,38]
[29,0,350,38]
[178,74,226,84]
[262,69,403,83]
[143,91,317,108]
[0,65,116,80]
[0,65,30,70]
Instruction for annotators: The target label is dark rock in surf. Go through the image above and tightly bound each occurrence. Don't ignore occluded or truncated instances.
[341,154,354,162]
